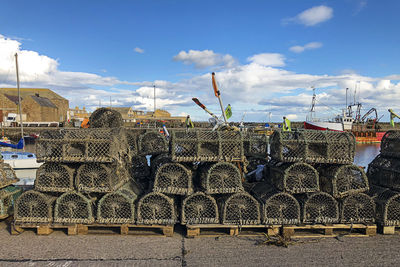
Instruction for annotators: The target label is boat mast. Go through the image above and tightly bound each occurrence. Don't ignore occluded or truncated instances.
[309,87,316,120]
[15,53,24,150]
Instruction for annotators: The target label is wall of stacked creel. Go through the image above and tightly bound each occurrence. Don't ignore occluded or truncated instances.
[367,130,400,228]
[258,130,374,225]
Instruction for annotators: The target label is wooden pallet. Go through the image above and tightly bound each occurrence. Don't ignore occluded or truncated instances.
[186,224,281,238]
[11,223,174,237]
[378,225,400,235]
[282,224,377,238]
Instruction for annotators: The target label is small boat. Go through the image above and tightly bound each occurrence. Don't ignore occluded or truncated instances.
[1,151,43,170]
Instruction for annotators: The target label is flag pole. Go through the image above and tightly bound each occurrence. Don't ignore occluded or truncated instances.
[212,73,228,124]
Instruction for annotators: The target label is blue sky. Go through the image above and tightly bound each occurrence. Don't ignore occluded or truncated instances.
[0,0,399,122]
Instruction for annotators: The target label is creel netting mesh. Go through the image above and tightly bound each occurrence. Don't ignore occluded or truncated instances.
[380,130,400,158]
[370,186,400,226]
[150,153,172,177]
[256,187,300,225]
[130,156,150,180]
[268,160,319,194]
[299,192,339,224]
[153,162,193,195]
[34,163,75,193]
[138,131,169,156]
[136,192,176,225]
[89,107,124,128]
[14,190,56,224]
[96,182,142,224]
[75,162,129,193]
[199,162,244,194]
[318,164,369,198]
[0,163,19,189]
[0,186,22,218]
[242,132,268,157]
[181,192,219,225]
[170,130,245,162]
[245,156,268,183]
[125,129,146,156]
[367,154,400,190]
[339,193,375,223]
[269,130,355,164]
[36,128,129,163]
[220,192,261,225]
[54,191,94,224]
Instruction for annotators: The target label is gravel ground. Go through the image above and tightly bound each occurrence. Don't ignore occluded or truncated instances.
[2,221,400,267]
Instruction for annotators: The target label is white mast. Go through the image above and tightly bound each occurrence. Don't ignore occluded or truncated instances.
[15,53,24,150]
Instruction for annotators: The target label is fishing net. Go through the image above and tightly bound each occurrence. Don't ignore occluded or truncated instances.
[138,131,169,156]
[153,163,193,195]
[136,192,176,225]
[339,193,375,223]
[170,130,245,162]
[245,157,268,182]
[300,192,339,224]
[0,163,19,189]
[242,132,268,157]
[89,107,124,128]
[14,190,56,223]
[220,192,261,225]
[150,153,172,176]
[370,186,400,226]
[268,160,319,194]
[319,164,369,198]
[0,186,22,218]
[96,182,141,224]
[367,154,400,190]
[269,130,355,164]
[199,162,244,194]
[54,191,94,224]
[125,129,146,156]
[381,130,400,158]
[75,162,129,193]
[181,192,219,225]
[36,128,129,163]
[129,156,150,180]
[34,163,75,193]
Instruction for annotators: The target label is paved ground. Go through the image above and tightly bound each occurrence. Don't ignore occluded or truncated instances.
[2,221,400,267]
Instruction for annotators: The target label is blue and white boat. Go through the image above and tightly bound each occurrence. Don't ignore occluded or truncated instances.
[1,151,42,186]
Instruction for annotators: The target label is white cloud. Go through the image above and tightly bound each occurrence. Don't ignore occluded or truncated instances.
[284,5,333,26]
[134,47,144,54]
[173,49,236,69]
[247,53,285,67]
[289,42,323,53]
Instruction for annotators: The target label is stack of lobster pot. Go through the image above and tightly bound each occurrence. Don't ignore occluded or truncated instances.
[14,108,141,226]
[259,130,374,225]
[0,158,22,219]
[367,130,400,228]
[169,129,263,226]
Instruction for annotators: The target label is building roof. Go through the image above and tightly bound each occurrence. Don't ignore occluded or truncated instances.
[110,107,132,115]
[4,94,21,105]
[31,95,58,108]
[0,88,67,101]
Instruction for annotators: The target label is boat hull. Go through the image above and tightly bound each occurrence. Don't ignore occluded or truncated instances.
[304,121,343,131]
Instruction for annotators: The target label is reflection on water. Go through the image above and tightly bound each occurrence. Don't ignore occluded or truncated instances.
[354,143,380,168]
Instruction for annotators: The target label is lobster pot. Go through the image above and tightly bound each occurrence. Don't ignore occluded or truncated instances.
[76,163,129,193]
[220,192,261,225]
[96,182,141,224]
[370,186,400,226]
[245,157,268,183]
[0,163,19,189]
[125,130,143,156]
[89,107,124,128]
[268,160,319,194]
[199,162,243,194]
[170,130,244,162]
[36,128,129,163]
[136,192,176,225]
[300,192,339,224]
[242,132,268,157]
[130,156,150,180]
[150,153,172,176]
[381,130,400,158]
[259,189,300,225]
[181,192,219,225]
[0,186,22,219]
[319,164,369,198]
[34,163,74,193]
[367,155,400,190]
[153,163,193,195]
[54,191,94,224]
[270,130,355,164]
[340,193,375,223]
[14,190,56,224]
[138,131,169,156]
